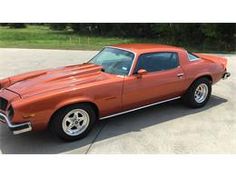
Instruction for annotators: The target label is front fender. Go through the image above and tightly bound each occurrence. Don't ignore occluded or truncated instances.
[52,96,98,115]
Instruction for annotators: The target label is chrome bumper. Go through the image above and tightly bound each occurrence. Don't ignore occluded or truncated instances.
[222,72,231,80]
[0,112,32,134]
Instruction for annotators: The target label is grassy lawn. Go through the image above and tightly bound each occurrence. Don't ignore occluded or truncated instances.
[0,25,139,51]
[0,25,234,53]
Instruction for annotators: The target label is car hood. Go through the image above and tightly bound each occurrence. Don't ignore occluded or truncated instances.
[3,63,105,98]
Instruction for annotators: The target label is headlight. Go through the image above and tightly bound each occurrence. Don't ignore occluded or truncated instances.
[7,105,14,120]
[0,97,8,111]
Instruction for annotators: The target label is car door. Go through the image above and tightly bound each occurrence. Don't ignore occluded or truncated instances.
[122,52,187,110]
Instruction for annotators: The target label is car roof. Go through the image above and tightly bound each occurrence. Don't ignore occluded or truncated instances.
[110,43,186,54]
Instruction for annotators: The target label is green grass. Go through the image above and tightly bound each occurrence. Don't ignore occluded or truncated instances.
[0,25,235,53]
[0,25,137,51]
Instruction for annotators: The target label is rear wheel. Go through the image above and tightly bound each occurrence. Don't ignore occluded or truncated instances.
[49,104,96,141]
[183,78,212,108]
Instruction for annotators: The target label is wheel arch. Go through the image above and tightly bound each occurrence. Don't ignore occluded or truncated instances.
[194,74,213,83]
[185,74,213,94]
[48,100,100,127]
[184,74,213,95]
[190,74,213,87]
[182,74,212,108]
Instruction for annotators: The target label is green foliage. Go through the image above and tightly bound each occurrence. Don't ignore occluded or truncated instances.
[0,23,9,27]
[49,23,67,31]
[70,23,81,32]
[47,23,236,51]
[150,23,235,51]
[0,24,235,52]
[7,23,26,28]
[201,24,236,50]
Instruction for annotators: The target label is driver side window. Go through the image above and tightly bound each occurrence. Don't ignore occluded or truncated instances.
[134,52,179,73]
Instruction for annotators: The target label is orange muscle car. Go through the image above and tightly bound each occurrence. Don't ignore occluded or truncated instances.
[0,44,231,141]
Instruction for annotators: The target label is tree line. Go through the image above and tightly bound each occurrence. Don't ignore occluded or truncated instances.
[1,23,235,51]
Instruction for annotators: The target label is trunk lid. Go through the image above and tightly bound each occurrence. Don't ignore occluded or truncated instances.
[195,53,227,68]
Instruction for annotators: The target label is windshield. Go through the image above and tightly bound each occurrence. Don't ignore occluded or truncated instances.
[89,47,135,75]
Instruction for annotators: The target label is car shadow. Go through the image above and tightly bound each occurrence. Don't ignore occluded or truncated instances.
[0,95,227,154]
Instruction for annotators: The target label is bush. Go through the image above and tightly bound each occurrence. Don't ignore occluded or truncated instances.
[8,23,26,28]
[49,23,67,31]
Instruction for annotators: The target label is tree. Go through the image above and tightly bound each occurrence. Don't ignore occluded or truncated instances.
[8,23,26,28]
[49,23,67,31]
[201,24,236,50]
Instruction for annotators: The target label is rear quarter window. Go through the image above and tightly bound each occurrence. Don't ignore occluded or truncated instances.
[187,52,199,61]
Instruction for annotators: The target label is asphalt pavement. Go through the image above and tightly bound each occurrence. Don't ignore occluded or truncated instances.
[0,48,235,154]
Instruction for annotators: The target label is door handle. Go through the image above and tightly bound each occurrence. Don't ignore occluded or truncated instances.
[177,73,184,77]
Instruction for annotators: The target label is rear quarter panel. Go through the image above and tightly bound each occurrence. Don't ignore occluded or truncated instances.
[180,51,225,86]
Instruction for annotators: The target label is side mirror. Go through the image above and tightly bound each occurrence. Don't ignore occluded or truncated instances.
[136,69,147,78]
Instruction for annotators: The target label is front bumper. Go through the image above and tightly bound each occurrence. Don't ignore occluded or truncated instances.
[0,112,32,134]
[222,72,231,80]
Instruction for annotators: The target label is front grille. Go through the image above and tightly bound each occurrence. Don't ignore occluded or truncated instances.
[0,97,8,111]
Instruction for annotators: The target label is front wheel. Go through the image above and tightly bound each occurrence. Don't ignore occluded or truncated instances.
[183,78,212,108]
[49,104,96,141]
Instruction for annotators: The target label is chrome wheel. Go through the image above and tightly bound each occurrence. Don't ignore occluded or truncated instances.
[62,109,90,136]
[194,83,209,103]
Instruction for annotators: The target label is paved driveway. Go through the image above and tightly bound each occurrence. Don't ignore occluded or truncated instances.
[0,48,235,154]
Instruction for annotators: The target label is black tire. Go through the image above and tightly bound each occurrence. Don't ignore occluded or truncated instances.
[182,78,212,108]
[49,103,97,141]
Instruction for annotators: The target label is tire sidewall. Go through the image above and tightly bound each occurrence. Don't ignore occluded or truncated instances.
[50,104,96,141]
[184,78,212,108]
